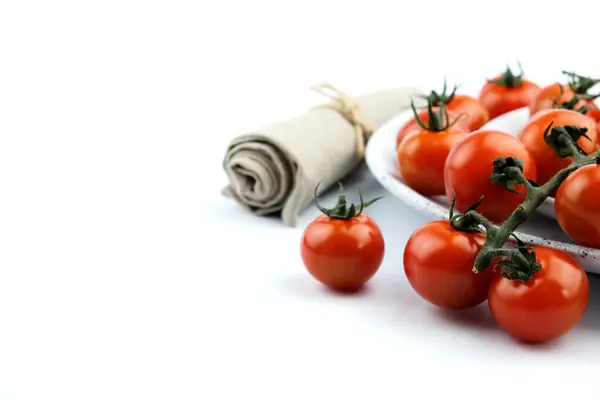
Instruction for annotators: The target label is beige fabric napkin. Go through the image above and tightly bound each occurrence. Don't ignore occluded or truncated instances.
[221,84,424,227]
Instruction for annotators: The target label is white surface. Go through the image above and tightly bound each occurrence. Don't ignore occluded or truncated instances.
[365,105,600,273]
[2,1,600,399]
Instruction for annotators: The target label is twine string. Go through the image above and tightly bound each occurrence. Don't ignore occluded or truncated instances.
[311,82,375,158]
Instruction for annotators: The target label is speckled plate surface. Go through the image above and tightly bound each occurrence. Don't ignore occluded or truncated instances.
[364,106,600,274]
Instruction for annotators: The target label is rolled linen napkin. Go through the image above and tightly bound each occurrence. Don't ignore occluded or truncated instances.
[221,82,424,227]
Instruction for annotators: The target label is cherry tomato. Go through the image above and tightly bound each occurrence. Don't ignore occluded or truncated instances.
[529,83,577,117]
[300,184,385,292]
[399,127,467,196]
[445,94,489,131]
[583,103,600,124]
[488,246,589,343]
[478,66,541,119]
[517,109,597,185]
[530,71,600,118]
[404,220,495,309]
[397,103,468,196]
[555,164,600,248]
[396,106,469,147]
[444,130,538,223]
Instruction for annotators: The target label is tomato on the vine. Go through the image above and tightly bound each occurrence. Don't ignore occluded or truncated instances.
[478,64,541,119]
[404,219,496,309]
[396,105,469,147]
[529,71,600,118]
[555,163,600,248]
[397,102,468,195]
[488,246,589,343]
[420,81,489,131]
[443,129,538,223]
[530,83,578,116]
[300,183,385,292]
[517,108,597,185]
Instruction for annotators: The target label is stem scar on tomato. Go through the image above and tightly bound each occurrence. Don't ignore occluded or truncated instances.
[313,181,382,219]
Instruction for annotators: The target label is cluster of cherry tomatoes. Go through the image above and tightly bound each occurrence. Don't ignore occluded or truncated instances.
[299,65,600,344]
[396,66,600,248]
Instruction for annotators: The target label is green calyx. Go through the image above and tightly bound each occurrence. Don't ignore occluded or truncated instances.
[418,78,458,107]
[410,98,464,133]
[489,157,527,195]
[542,121,591,157]
[495,234,542,281]
[487,62,524,88]
[448,195,486,234]
[562,70,600,95]
[314,182,381,219]
[551,90,599,115]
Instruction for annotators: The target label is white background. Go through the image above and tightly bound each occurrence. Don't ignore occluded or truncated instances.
[2,1,600,399]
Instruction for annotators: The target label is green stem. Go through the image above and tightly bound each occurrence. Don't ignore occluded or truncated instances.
[314,182,381,219]
[471,150,600,277]
[562,70,600,94]
[488,62,524,88]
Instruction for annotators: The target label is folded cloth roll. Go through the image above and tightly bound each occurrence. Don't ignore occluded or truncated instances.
[221,83,424,227]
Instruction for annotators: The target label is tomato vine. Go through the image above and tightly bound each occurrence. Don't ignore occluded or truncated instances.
[451,121,600,282]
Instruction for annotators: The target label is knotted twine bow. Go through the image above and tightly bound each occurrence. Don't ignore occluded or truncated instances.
[311,82,375,158]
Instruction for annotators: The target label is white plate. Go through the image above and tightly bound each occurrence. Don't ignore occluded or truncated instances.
[364,106,600,274]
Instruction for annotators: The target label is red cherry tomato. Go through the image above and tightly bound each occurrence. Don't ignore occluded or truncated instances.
[398,127,467,196]
[300,184,385,292]
[584,103,600,123]
[396,106,469,147]
[397,103,468,196]
[517,109,597,185]
[555,164,600,248]
[488,246,589,343]
[479,66,541,119]
[443,130,538,223]
[403,220,495,309]
[445,94,489,131]
[529,83,577,117]
[530,71,600,118]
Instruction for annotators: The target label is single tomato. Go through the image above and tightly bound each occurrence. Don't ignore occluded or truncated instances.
[555,163,600,248]
[396,105,468,147]
[517,108,597,185]
[403,220,495,309]
[300,183,385,292]
[445,94,489,131]
[397,102,468,195]
[488,246,589,343]
[443,130,538,223]
[478,65,541,119]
